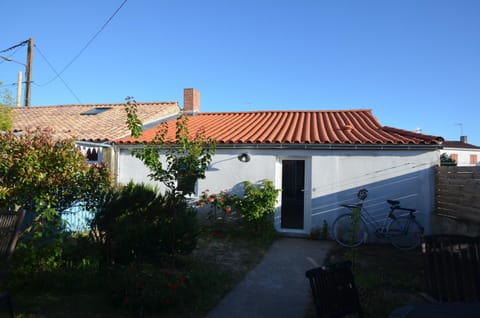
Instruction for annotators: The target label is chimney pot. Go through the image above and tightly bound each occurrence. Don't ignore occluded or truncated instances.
[183,88,200,115]
[460,135,468,143]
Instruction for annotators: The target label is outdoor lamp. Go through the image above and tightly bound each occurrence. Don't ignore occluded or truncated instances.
[237,153,251,163]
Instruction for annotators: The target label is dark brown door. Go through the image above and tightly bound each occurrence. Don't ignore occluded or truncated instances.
[281,160,305,229]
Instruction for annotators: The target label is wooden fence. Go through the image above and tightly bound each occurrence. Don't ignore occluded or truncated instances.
[435,166,480,223]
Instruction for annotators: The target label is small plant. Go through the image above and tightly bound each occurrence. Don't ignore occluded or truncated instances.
[342,207,362,273]
[197,190,236,222]
[321,220,329,239]
[310,220,330,240]
[310,226,321,240]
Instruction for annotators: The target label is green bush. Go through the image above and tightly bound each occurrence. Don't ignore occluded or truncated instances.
[0,128,112,279]
[235,181,279,222]
[10,231,103,293]
[91,182,200,265]
[234,180,280,238]
[0,128,112,213]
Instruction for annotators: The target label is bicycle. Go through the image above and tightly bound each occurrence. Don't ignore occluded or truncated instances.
[332,189,424,249]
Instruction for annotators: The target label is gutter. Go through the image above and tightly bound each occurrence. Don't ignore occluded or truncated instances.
[75,141,113,148]
[114,142,443,151]
[212,143,444,151]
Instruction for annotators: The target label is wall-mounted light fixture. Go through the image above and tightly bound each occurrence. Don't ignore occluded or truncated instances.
[237,153,251,163]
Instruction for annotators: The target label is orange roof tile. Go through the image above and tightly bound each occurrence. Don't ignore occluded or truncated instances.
[117,109,443,146]
[12,102,180,142]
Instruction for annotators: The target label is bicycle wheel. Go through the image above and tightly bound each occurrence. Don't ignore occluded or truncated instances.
[387,216,424,250]
[332,214,367,248]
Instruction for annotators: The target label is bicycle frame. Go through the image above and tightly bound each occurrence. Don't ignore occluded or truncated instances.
[334,188,424,249]
[344,202,417,240]
[355,205,393,239]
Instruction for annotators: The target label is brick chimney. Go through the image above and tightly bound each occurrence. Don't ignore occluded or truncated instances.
[460,135,468,143]
[183,88,200,115]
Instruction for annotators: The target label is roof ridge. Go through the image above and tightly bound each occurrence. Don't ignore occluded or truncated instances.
[383,126,444,142]
[199,109,373,115]
[20,101,178,108]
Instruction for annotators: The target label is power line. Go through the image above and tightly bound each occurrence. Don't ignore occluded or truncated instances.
[0,82,18,88]
[35,44,83,104]
[0,40,29,54]
[36,0,128,87]
[0,43,26,65]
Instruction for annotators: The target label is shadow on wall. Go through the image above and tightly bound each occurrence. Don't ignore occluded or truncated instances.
[310,167,434,236]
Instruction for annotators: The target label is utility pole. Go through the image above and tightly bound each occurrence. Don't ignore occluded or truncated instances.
[16,71,22,107]
[24,37,33,107]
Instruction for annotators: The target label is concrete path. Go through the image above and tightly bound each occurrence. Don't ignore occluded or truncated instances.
[207,237,335,318]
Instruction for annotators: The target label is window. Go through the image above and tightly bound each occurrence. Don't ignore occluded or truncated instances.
[86,148,98,161]
[450,153,458,163]
[470,154,478,165]
[80,107,112,115]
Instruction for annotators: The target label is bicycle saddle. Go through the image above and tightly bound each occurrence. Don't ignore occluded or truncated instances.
[387,200,400,206]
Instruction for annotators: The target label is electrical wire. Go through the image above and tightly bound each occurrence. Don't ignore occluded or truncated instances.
[35,44,83,104]
[0,45,24,65]
[36,0,128,87]
[0,40,28,54]
[0,82,18,88]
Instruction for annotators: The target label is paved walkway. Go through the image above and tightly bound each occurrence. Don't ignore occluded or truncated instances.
[207,237,335,318]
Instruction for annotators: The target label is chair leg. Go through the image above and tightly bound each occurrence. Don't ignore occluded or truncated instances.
[0,292,14,318]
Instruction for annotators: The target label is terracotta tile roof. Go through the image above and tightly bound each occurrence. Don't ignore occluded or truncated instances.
[117,109,444,146]
[443,140,480,149]
[12,102,180,142]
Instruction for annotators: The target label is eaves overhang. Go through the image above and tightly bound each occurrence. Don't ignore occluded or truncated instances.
[214,143,443,151]
[115,142,442,151]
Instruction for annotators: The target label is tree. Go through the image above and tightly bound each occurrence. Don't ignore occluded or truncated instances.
[0,128,112,214]
[0,82,13,131]
[440,153,457,166]
[125,96,216,195]
[0,127,112,274]
[123,97,216,259]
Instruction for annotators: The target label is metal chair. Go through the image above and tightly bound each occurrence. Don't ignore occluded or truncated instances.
[305,260,363,318]
[422,234,480,302]
[0,209,26,318]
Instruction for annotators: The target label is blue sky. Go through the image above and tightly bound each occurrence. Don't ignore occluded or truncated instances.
[1,0,479,145]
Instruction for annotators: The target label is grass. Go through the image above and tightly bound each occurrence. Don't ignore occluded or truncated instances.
[7,224,273,318]
[324,243,428,318]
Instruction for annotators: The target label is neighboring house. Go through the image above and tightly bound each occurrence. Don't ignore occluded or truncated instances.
[10,97,181,231]
[11,99,180,169]
[115,89,444,236]
[442,136,480,166]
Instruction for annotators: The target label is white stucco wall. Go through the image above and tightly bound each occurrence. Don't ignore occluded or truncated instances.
[442,148,480,166]
[309,150,439,237]
[116,146,439,237]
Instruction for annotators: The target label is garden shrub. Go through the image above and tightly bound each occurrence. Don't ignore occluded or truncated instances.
[197,181,280,241]
[197,190,237,224]
[110,262,189,315]
[0,128,113,280]
[0,128,112,213]
[235,180,280,234]
[91,182,200,265]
